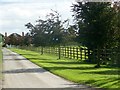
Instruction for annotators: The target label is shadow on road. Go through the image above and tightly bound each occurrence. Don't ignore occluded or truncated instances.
[3,54,17,56]
[3,68,46,74]
[3,59,27,61]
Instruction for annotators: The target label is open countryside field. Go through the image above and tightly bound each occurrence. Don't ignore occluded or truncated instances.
[11,48,120,90]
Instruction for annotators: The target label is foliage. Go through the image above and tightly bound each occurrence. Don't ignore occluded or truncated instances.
[23,33,32,46]
[72,2,118,67]
[6,33,23,46]
[72,2,116,49]
[112,3,120,67]
[0,34,3,44]
[25,11,76,46]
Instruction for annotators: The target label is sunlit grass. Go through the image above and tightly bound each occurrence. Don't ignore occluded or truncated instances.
[11,48,120,89]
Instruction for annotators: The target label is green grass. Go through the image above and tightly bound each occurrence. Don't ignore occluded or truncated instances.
[0,45,2,80]
[10,48,120,90]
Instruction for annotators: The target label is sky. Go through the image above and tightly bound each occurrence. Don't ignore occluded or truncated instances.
[0,0,75,36]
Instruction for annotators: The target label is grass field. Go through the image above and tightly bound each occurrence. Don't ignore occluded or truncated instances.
[11,48,120,90]
[0,45,2,80]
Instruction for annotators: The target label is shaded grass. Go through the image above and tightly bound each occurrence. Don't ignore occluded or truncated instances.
[10,48,120,90]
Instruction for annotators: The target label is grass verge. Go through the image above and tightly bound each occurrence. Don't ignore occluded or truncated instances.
[10,48,120,90]
[0,45,2,89]
[0,46,2,79]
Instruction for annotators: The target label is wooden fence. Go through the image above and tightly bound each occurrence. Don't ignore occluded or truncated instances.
[19,46,119,63]
[19,46,90,60]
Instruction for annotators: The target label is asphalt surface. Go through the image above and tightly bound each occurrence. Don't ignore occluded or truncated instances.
[2,48,97,89]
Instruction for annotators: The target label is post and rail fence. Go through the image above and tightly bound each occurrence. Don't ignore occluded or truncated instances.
[19,46,89,60]
[17,46,119,64]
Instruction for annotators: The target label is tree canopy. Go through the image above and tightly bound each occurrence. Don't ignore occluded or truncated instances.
[25,11,76,46]
[72,2,119,67]
[72,2,117,50]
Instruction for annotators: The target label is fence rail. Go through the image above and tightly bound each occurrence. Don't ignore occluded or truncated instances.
[19,46,90,60]
[18,46,119,64]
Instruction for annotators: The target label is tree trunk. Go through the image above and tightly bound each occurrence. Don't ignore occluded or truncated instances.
[94,48,101,68]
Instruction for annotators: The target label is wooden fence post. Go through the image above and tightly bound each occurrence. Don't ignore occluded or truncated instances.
[58,45,61,59]
[80,48,82,60]
[70,47,72,59]
[67,47,69,58]
[76,47,78,59]
[73,47,75,59]
[65,47,67,57]
[88,49,91,61]
[41,47,43,55]
[84,48,87,60]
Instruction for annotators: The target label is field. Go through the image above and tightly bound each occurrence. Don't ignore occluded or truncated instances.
[0,45,2,76]
[10,48,120,90]
[0,45,2,88]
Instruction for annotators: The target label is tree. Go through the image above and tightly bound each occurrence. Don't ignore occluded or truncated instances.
[25,11,71,46]
[63,25,78,45]
[26,20,48,46]
[72,2,117,67]
[0,33,4,46]
[111,2,120,67]
[6,33,22,46]
[23,33,32,46]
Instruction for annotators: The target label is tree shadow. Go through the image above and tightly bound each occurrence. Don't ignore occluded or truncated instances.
[4,58,28,61]
[40,61,86,65]
[3,54,17,56]
[42,66,96,71]
[79,78,119,89]
[94,78,119,89]
[14,58,27,60]
[3,68,46,74]
[63,83,102,90]
[83,69,119,75]
[26,57,57,61]
[19,53,39,56]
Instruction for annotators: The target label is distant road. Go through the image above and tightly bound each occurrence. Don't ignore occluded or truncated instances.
[2,48,96,89]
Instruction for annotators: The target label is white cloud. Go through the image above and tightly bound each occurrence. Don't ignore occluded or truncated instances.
[0,0,75,36]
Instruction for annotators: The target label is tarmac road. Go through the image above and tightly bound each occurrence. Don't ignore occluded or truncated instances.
[2,48,97,89]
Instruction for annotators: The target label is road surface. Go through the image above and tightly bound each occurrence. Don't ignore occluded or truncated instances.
[2,48,96,89]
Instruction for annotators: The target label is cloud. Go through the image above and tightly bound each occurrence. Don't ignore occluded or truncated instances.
[0,0,75,36]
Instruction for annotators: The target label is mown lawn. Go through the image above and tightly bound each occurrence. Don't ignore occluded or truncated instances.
[11,48,120,90]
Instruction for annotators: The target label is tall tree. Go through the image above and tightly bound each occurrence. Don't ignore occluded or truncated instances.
[112,2,120,67]
[72,2,116,67]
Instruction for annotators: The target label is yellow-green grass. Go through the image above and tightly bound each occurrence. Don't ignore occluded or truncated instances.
[10,48,120,90]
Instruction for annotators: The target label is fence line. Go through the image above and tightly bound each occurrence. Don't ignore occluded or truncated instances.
[19,46,119,63]
[19,46,89,60]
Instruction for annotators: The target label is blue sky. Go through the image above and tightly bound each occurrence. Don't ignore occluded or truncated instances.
[0,0,75,36]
